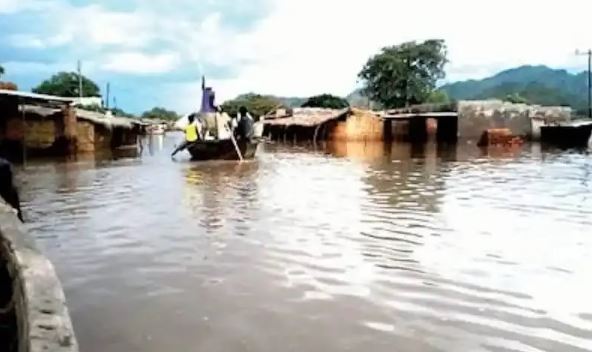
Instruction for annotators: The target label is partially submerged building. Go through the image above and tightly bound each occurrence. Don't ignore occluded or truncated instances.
[0,89,144,161]
[383,100,572,142]
[263,100,572,144]
[264,108,384,143]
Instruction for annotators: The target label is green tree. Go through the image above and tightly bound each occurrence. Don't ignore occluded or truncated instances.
[221,93,284,117]
[80,104,106,113]
[111,107,136,118]
[359,39,447,108]
[33,72,100,97]
[0,65,4,80]
[301,94,350,109]
[425,90,450,104]
[142,107,179,121]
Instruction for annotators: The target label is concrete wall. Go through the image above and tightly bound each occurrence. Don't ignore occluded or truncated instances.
[0,203,78,352]
[330,109,383,141]
[458,100,572,139]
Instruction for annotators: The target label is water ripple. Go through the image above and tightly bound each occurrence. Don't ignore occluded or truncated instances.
[16,141,592,352]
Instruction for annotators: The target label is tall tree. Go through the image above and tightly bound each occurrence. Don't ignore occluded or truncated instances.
[301,94,350,109]
[142,107,179,121]
[359,40,447,108]
[0,65,4,80]
[33,72,100,97]
[221,93,284,117]
[425,90,451,104]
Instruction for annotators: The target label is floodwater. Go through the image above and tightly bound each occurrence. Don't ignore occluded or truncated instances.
[16,135,592,352]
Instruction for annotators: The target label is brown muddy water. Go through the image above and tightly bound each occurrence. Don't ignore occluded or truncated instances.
[15,135,592,352]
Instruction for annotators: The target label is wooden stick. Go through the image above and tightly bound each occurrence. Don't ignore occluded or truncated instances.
[229,132,244,162]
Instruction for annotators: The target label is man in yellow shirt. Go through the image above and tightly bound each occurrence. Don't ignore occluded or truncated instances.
[171,113,199,157]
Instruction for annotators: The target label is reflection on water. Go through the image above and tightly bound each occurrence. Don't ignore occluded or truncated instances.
[144,134,166,156]
[16,137,592,352]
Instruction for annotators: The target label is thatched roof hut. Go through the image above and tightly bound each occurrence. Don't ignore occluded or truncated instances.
[20,105,143,129]
[76,109,145,130]
[264,108,350,127]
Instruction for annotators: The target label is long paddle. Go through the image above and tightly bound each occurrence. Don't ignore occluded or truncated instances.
[224,119,244,162]
[229,131,244,162]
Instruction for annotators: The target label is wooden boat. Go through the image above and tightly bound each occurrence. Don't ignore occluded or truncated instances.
[187,138,259,161]
[182,76,263,161]
[540,121,592,148]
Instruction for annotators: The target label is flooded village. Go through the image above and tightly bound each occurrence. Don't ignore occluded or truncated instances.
[1,80,592,351]
[1,7,592,352]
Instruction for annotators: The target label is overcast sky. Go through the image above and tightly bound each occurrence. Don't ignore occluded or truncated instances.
[1,0,591,113]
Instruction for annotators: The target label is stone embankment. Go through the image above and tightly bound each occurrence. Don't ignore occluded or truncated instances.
[0,203,78,352]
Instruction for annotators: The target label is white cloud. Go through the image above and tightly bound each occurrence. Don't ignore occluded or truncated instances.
[0,0,50,14]
[73,5,156,48]
[9,32,73,49]
[168,0,592,110]
[101,52,180,74]
[5,0,592,112]
[6,2,159,49]
[2,60,73,76]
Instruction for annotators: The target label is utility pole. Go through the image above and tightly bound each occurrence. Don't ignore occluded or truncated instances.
[576,49,592,118]
[588,50,591,119]
[113,96,117,109]
[105,82,110,109]
[77,60,83,100]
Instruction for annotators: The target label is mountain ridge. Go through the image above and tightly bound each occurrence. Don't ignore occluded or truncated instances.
[232,65,590,112]
[440,65,588,109]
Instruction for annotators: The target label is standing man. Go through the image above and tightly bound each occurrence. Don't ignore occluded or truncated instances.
[0,158,23,222]
[236,106,254,140]
[171,114,199,157]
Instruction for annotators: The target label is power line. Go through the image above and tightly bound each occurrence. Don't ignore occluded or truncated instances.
[77,60,83,99]
[106,82,110,109]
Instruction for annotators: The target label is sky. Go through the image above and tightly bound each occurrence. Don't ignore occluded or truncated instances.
[1,0,592,114]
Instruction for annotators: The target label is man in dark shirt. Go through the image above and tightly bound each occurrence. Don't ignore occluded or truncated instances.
[0,158,23,222]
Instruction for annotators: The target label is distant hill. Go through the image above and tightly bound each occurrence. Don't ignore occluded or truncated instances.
[440,65,588,110]
[345,89,384,109]
[346,89,369,107]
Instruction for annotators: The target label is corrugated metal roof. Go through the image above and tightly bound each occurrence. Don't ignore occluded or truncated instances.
[0,89,75,103]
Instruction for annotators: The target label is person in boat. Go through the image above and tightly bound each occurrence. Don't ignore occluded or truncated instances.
[171,113,199,157]
[0,158,23,222]
[235,106,254,141]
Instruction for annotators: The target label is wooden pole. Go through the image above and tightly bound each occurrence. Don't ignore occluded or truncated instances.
[313,124,322,145]
[229,132,244,162]
[20,98,26,166]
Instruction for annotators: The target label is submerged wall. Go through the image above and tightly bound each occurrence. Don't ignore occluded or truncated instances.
[1,102,141,158]
[330,109,384,141]
[76,121,96,153]
[0,203,78,352]
[458,100,572,139]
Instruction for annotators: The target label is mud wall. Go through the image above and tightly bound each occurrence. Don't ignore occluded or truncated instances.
[76,121,96,153]
[330,109,383,141]
[458,100,572,139]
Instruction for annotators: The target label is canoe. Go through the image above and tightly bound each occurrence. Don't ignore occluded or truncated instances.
[540,121,592,148]
[187,138,259,161]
